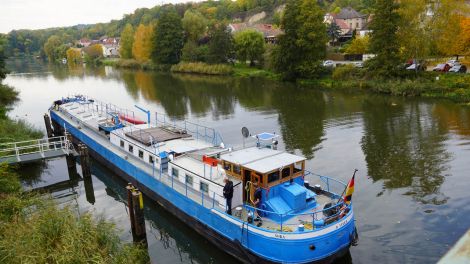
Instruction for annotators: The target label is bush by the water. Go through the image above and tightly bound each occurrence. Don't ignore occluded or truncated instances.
[171,62,233,75]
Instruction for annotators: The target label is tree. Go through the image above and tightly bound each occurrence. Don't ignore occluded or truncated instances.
[43,35,62,62]
[0,36,8,80]
[120,24,134,59]
[367,0,401,77]
[83,44,103,64]
[397,0,430,61]
[344,36,370,54]
[181,10,207,62]
[274,0,328,80]
[153,9,184,64]
[234,29,265,66]
[456,18,470,56]
[327,22,342,45]
[66,48,82,64]
[132,24,154,63]
[207,23,233,64]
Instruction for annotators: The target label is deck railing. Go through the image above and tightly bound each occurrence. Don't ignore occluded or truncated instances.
[0,136,70,162]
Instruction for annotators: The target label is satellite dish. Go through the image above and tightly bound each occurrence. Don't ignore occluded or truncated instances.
[241,127,250,138]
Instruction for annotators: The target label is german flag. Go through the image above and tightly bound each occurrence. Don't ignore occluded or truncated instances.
[344,174,355,205]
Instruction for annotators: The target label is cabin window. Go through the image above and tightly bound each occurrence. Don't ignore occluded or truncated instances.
[149,155,154,164]
[172,167,179,177]
[120,140,124,148]
[200,181,209,193]
[138,150,144,159]
[233,165,241,175]
[294,162,302,173]
[268,171,280,183]
[223,162,232,171]
[282,167,291,178]
[185,174,193,186]
[256,173,263,183]
[128,144,134,153]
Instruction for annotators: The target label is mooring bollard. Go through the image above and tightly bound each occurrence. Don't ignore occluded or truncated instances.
[44,113,53,138]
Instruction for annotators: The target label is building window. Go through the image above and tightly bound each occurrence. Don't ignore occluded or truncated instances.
[282,167,291,178]
[138,150,144,159]
[172,167,179,177]
[356,22,359,28]
[268,171,280,183]
[120,140,124,148]
[128,144,133,153]
[149,155,154,164]
[200,181,209,193]
[185,174,193,186]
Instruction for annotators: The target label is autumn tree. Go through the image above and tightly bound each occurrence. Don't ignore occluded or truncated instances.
[0,36,8,80]
[397,0,430,61]
[344,36,370,54]
[456,18,470,56]
[274,0,328,80]
[66,48,82,64]
[367,0,401,77]
[152,9,184,64]
[234,29,265,66]
[207,23,233,64]
[120,24,134,59]
[43,35,63,62]
[132,24,154,63]
[83,44,103,64]
[182,10,207,62]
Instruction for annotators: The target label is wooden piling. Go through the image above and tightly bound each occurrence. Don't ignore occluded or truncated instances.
[131,188,147,244]
[44,114,53,138]
[51,120,61,137]
[78,144,91,180]
[83,175,95,205]
[126,184,137,239]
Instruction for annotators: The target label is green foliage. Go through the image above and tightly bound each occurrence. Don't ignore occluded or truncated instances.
[43,35,64,62]
[274,0,327,80]
[332,65,365,80]
[83,44,103,65]
[171,62,233,75]
[234,29,265,66]
[207,23,233,64]
[344,36,370,54]
[182,10,207,42]
[182,41,207,62]
[66,48,81,64]
[120,24,135,59]
[153,9,184,64]
[327,22,341,44]
[367,0,401,77]
[0,36,8,80]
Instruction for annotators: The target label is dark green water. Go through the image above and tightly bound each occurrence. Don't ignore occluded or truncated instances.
[5,60,470,263]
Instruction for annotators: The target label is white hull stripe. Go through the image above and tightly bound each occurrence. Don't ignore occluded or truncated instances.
[211,209,354,240]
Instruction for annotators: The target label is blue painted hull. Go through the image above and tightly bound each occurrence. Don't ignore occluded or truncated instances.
[51,110,356,263]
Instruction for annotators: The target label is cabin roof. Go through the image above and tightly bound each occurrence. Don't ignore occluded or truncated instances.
[125,126,191,146]
[221,147,305,173]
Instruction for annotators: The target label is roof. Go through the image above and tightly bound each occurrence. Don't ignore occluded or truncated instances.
[228,23,283,38]
[125,127,191,146]
[336,7,365,20]
[335,19,350,30]
[220,147,305,174]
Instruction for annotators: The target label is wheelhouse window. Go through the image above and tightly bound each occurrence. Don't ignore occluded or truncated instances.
[200,181,209,193]
[172,167,179,177]
[223,162,232,171]
[120,140,124,148]
[294,162,302,173]
[149,155,154,164]
[233,165,241,175]
[185,174,193,186]
[282,167,291,178]
[138,150,144,159]
[268,171,280,183]
[128,144,134,153]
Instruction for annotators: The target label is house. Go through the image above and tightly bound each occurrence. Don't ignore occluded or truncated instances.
[228,23,283,44]
[78,38,91,47]
[101,37,120,58]
[336,7,367,31]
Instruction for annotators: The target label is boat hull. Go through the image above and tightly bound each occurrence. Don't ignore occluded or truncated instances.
[50,110,356,264]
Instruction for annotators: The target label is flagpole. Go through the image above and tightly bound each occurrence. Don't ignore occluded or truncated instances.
[337,169,358,204]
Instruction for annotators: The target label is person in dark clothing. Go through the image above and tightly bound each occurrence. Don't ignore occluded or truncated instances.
[223,177,234,215]
[253,182,262,223]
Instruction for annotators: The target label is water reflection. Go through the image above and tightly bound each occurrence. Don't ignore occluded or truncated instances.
[361,97,451,205]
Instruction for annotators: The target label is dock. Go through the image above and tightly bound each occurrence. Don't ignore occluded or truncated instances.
[0,136,72,164]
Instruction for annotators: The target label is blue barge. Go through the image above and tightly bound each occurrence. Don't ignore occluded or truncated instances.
[49,96,358,263]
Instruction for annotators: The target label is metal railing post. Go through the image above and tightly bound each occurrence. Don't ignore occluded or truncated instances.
[171,174,174,189]
[185,180,188,197]
[201,192,204,207]
[212,192,215,208]
[15,143,19,160]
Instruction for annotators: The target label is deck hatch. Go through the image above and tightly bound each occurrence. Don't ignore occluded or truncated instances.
[125,127,191,146]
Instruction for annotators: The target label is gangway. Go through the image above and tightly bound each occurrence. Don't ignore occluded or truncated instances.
[0,136,72,164]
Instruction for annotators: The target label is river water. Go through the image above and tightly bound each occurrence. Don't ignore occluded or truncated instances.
[5,59,470,263]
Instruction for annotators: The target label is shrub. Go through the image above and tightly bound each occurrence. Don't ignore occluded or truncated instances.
[332,65,364,80]
[171,62,233,75]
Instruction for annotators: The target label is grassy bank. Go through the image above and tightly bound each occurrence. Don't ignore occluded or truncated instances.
[171,62,233,75]
[300,66,470,104]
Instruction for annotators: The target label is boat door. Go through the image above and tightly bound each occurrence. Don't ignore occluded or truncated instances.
[243,169,251,203]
